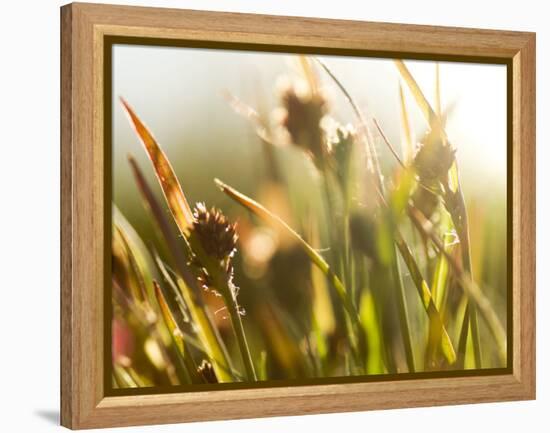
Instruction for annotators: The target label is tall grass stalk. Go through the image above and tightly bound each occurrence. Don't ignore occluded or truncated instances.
[214,178,365,360]
[126,155,236,381]
[315,58,430,372]
[373,122,457,365]
[394,59,483,368]
[408,206,506,364]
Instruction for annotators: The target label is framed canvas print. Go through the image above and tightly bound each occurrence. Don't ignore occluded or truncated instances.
[60,2,536,429]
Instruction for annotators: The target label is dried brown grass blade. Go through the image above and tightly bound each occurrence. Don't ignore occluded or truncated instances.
[120,97,194,236]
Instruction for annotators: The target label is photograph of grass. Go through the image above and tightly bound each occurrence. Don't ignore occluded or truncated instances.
[110,44,508,391]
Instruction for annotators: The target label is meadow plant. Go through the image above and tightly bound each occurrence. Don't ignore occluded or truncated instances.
[111,57,506,387]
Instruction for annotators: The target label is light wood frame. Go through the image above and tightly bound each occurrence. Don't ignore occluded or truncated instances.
[60,2,536,429]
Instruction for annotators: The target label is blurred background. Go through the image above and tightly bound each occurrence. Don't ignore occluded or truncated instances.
[112,45,507,207]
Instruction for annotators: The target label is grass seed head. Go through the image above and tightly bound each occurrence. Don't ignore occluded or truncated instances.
[327,122,356,187]
[187,257,213,292]
[191,202,238,262]
[278,80,329,168]
[413,129,456,182]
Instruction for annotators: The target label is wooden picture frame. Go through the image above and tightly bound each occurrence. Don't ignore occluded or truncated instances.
[60,2,536,429]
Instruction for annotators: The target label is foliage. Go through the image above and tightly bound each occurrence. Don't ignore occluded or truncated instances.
[111,57,506,388]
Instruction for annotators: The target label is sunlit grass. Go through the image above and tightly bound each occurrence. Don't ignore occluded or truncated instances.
[111,56,506,388]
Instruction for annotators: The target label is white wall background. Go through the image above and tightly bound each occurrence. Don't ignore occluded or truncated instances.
[0,0,546,431]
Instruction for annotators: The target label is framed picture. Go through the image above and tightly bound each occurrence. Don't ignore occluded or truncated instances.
[60,3,536,429]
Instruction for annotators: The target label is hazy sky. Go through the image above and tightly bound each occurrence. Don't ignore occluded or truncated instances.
[112,44,507,206]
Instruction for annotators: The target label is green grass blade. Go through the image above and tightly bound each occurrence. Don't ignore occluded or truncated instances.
[114,226,149,304]
[394,231,457,365]
[127,155,236,381]
[257,351,268,381]
[113,206,160,306]
[175,275,235,382]
[154,281,202,384]
[215,178,353,312]
[395,60,483,368]
[376,181,456,366]
[214,178,364,356]
[113,365,138,388]
[359,291,384,374]
[394,60,441,131]
[432,251,450,311]
[392,254,417,371]
[315,57,416,372]
[408,206,506,364]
